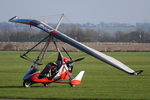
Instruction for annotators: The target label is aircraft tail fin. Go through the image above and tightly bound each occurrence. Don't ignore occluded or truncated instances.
[69,71,85,87]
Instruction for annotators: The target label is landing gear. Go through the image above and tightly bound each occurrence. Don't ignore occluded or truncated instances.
[43,83,50,87]
[23,80,32,88]
[69,83,76,87]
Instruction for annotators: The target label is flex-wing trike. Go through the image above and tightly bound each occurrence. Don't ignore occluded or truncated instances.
[22,41,85,88]
[9,14,143,87]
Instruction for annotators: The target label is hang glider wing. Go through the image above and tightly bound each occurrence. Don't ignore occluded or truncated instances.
[9,16,143,75]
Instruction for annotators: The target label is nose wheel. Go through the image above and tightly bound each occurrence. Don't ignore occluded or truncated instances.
[23,80,32,88]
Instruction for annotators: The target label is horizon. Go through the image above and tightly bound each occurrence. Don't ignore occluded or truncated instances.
[1,0,150,25]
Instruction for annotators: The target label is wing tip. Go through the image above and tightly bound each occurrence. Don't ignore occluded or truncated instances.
[9,16,18,22]
[130,70,143,75]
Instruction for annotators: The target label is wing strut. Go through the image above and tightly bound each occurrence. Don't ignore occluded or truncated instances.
[20,35,51,65]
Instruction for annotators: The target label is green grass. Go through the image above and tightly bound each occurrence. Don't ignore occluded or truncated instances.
[0,51,150,100]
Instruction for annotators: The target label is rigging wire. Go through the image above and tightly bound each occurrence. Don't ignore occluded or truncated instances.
[30,13,74,26]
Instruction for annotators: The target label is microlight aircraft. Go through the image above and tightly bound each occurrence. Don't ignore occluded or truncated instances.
[9,15,143,87]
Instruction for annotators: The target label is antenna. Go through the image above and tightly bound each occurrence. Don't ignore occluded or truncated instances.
[55,13,64,30]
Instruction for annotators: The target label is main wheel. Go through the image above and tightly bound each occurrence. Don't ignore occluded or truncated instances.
[23,80,32,88]
[43,83,52,87]
[43,83,49,87]
[69,84,76,87]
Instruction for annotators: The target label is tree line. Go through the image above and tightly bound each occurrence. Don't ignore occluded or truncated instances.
[0,23,150,42]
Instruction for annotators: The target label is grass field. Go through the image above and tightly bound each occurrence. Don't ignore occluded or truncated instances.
[0,51,150,100]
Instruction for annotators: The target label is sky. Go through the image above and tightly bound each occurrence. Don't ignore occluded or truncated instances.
[0,0,150,24]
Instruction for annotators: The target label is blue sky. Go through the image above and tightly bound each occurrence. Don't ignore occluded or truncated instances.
[0,0,150,24]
